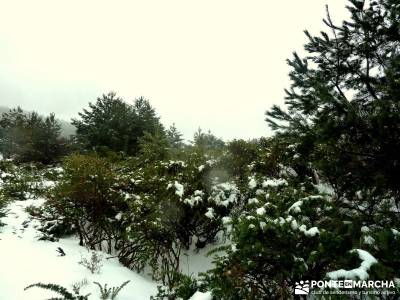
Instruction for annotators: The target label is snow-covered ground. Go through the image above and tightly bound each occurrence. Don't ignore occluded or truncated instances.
[0,198,158,299]
[0,198,216,299]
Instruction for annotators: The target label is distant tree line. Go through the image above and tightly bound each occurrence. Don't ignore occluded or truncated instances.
[0,107,67,164]
[0,92,224,164]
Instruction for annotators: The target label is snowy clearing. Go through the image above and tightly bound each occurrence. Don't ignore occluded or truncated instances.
[0,198,158,299]
[0,197,218,299]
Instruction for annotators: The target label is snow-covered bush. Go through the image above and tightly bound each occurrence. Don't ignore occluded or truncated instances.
[201,175,400,298]
[116,152,240,288]
[150,274,199,300]
[219,138,275,189]
[46,154,126,251]
[0,162,46,200]
[26,203,75,241]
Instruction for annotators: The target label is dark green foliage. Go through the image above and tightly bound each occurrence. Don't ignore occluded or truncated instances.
[196,2,400,297]
[219,138,287,189]
[5,4,399,296]
[203,175,400,298]
[138,130,170,162]
[46,154,126,251]
[72,92,165,155]
[203,179,313,299]
[26,200,75,242]
[151,275,199,300]
[115,151,240,288]
[192,128,225,153]
[0,107,67,164]
[266,0,400,200]
[0,162,48,200]
[166,123,184,150]
[24,282,90,300]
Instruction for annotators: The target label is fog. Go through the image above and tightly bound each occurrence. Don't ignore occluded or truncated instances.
[0,0,348,140]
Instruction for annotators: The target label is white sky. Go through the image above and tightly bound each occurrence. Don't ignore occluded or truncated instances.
[0,0,348,140]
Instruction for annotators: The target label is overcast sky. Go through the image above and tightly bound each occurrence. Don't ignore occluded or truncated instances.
[0,0,348,140]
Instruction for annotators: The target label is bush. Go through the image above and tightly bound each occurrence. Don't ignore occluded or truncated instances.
[150,275,199,300]
[0,162,46,200]
[116,153,239,288]
[202,174,400,298]
[26,201,75,242]
[46,154,126,251]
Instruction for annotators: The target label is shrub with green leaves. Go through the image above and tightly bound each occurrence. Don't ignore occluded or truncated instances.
[46,154,126,251]
[0,161,47,200]
[202,174,400,299]
[150,274,199,300]
[26,201,75,242]
[116,152,240,288]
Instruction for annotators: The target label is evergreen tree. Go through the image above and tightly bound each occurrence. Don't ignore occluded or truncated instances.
[266,0,400,200]
[72,92,165,155]
[0,107,26,158]
[0,107,64,164]
[201,1,400,298]
[138,129,170,162]
[166,123,184,149]
[192,128,225,152]
[30,113,64,164]
[133,96,165,136]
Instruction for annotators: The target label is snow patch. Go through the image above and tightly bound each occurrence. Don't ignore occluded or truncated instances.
[256,207,266,216]
[262,178,288,188]
[0,199,158,299]
[298,225,320,237]
[174,181,184,198]
[326,249,378,280]
[189,291,212,300]
[205,207,215,219]
[288,200,302,213]
[248,177,257,189]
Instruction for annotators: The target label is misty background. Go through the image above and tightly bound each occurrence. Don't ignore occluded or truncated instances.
[0,0,348,140]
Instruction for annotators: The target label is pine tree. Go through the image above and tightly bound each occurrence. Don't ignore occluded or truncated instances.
[72,92,165,155]
[266,0,400,200]
[138,129,170,162]
[192,128,225,152]
[0,107,64,164]
[199,1,400,297]
[166,123,184,149]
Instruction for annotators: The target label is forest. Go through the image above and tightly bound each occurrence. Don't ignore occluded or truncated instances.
[0,0,399,299]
